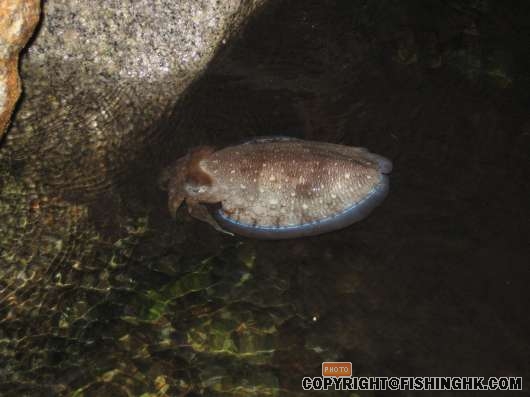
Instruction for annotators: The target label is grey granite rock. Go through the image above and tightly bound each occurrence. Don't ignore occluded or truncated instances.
[1,0,265,195]
[0,1,267,394]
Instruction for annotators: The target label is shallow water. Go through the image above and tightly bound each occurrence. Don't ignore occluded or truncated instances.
[2,1,529,396]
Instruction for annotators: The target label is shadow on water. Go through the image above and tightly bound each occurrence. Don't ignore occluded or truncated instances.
[86,0,529,395]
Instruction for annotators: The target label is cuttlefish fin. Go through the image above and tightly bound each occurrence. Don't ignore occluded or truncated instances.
[187,200,234,236]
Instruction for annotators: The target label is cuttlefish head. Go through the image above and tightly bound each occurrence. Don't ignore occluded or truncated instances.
[167,146,216,219]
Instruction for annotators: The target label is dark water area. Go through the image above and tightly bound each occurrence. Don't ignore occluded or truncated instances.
[3,1,529,396]
[117,0,530,395]
[111,1,530,395]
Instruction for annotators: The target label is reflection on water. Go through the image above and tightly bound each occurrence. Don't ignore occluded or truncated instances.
[2,0,529,396]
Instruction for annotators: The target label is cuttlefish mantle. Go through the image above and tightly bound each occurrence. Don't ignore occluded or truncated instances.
[165,137,392,239]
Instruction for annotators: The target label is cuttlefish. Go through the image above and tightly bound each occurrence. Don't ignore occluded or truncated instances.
[164,137,392,239]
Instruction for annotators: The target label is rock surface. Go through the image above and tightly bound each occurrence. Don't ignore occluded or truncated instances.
[0,0,40,137]
[1,0,265,195]
[0,1,269,395]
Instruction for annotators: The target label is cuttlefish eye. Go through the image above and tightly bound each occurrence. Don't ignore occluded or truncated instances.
[185,183,207,195]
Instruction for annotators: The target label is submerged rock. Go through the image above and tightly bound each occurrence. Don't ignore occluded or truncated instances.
[0,1,268,394]
[1,0,266,195]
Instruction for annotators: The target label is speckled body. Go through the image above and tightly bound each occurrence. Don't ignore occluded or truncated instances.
[167,137,392,239]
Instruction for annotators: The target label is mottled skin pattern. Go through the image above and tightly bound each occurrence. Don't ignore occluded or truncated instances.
[167,137,392,239]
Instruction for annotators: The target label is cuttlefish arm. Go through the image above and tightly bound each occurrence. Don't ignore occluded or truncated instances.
[186,199,234,236]
[169,194,233,236]
[168,189,185,219]
[166,147,233,236]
